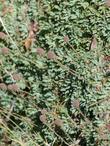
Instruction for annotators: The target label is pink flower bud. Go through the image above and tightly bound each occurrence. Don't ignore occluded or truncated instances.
[41,109,47,115]
[103,56,110,61]
[54,118,63,127]
[0,32,7,39]
[105,0,110,6]
[0,83,7,90]
[36,48,45,56]
[1,47,9,55]
[71,99,80,109]
[8,84,20,92]
[64,35,69,43]
[39,114,47,124]
[13,73,22,81]
[47,50,57,60]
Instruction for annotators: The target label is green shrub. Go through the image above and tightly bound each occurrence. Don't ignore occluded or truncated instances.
[0,0,110,146]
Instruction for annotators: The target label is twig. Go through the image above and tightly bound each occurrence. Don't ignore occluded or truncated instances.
[5,100,15,122]
[0,17,21,55]
[89,95,110,108]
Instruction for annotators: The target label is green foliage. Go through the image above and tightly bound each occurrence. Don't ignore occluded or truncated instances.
[0,0,110,146]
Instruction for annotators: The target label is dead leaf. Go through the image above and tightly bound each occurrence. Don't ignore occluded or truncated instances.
[1,0,5,3]
[29,20,39,32]
[24,38,33,51]
[90,36,97,50]
[28,30,35,39]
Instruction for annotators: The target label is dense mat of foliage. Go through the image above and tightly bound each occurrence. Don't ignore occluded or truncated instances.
[0,0,110,146]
